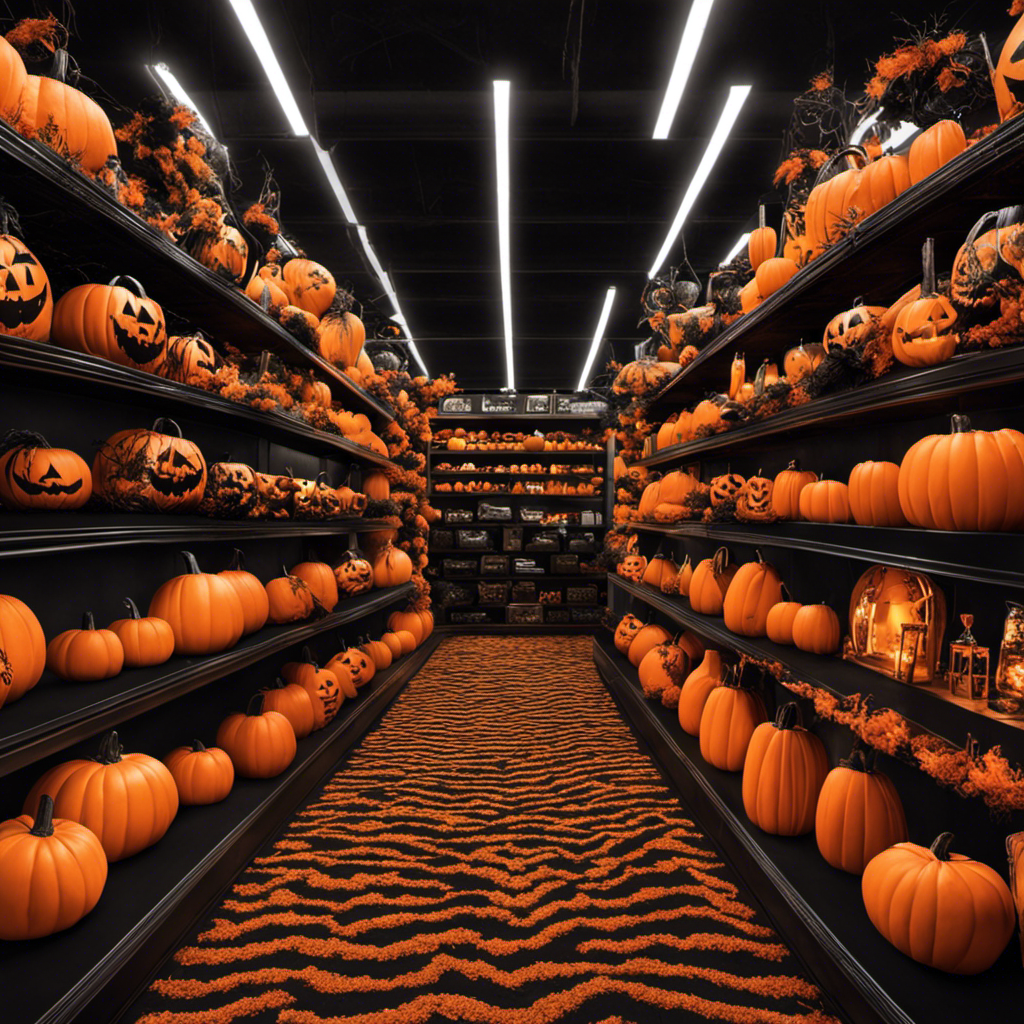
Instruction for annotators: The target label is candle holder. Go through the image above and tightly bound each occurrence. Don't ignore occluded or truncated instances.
[949,614,989,701]
[894,622,927,685]
[992,602,1024,716]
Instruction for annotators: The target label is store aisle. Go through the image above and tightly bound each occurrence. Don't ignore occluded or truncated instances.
[126,636,840,1024]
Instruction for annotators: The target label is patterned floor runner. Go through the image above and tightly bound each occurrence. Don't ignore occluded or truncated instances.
[126,635,841,1024]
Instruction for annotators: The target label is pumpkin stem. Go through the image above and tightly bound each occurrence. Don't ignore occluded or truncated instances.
[786,459,800,470]
[50,47,70,83]
[979,32,996,77]
[920,238,937,297]
[711,546,729,574]
[0,429,50,457]
[930,832,955,860]
[773,702,801,730]
[258,350,271,378]
[300,645,320,669]
[315,471,329,484]
[228,548,246,571]
[246,692,266,716]
[29,794,55,837]
[81,611,96,630]
[754,548,765,564]
[950,414,972,435]
[779,581,793,602]
[258,283,272,312]
[122,598,142,620]
[269,677,289,690]
[94,730,123,764]
[841,743,875,773]
[152,417,184,438]
[180,550,203,575]
[106,275,147,297]
[757,205,765,230]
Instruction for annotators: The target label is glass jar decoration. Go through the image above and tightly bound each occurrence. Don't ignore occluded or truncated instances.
[948,614,989,701]
[845,565,945,683]
[992,602,1024,716]
[895,623,928,684]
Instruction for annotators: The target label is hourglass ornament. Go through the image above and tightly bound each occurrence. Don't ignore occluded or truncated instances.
[992,602,1024,716]
[948,614,989,701]
[895,623,928,684]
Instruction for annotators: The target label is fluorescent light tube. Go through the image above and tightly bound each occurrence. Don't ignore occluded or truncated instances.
[648,84,751,278]
[150,63,215,136]
[576,286,617,392]
[227,0,308,136]
[652,0,716,139]
[494,80,514,390]
[722,231,750,265]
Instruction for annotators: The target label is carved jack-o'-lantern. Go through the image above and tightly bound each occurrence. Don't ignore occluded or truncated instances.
[0,227,52,342]
[822,299,886,352]
[334,550,374,596]
[52,276,167,373]
[617,554,648,583]
[710,472,746,507]
[254,472,298,519]
[158,333,219,387]
[198,461,259,519]
[0,430,92,510]
[92,418,207,513]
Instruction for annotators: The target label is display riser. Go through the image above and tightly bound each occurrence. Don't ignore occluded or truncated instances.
[593,633,1021,1024]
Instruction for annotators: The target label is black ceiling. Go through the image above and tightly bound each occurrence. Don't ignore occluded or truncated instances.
[60,0,996,388]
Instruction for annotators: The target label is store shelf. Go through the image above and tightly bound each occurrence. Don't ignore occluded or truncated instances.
[0,123,392,422]
[431,471,604,479]
[609,575,1024,758]
[622,519,1024,589]
[432,520,604,529]
[636,348,1024,467]
[429,492,603,502]
[0,583,415,779]
[593,633,1021,1024]
[0,338,397,465]
[430,449,604,458]
[436,574,605,583]
[4,633,440,1024]
[438,623,601,634]
[432,413,603,424]
[0,512,396,560]
[644,115,1024,411]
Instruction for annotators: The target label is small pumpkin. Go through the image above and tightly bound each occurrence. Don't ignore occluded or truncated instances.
[192,225,248,284]
[907,120,966,185]
[380,631,405,660]
[0,429,91,510]
[0,794,107,940]
[699,669,768,772]
[628,623,673,668]
[783,342,825,381]
[217,549,270,635]
[158,332,219,387]
[861,832,1014,974]
[747,206,776,271]
[216,693,297,779]
[616,553,648,583]
[317,310,365,366]
[46,611,124,682]
[24,730,178,861]
[266,566,317,623]
[689,547,737,616]
[0,594,46,707]
[393,630,417,656]
[739,278,762,313]
[334,550,374,596]
[326,645,376,692]
[675,555,694,597]
[798,479,851,524]
[290,560,339,612]
[766,600,803,646]
[106,598,174,669]
[388,608,427,645]
[641,553,679,589]
[614,613,644,654]
[678,649,724,736]
[710,471,745,507]
[847,461,907,527]
[283,646,344,722]
[728,353,746,400]
[373,542,413,588]
[163,740,235,805]
[723,551,785,637]
[815,746,907,875]
[771,460,818,520]
[735,472,774,522]
[260,677,317,739]
[742,702,829,836]
[892,238,957,368]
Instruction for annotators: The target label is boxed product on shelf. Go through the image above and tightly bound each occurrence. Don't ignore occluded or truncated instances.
[540,589,562,604]
[511,581,538,602]
[443,557,479,576]
[545,607,572,623]
[432,529,455,548]
[570,607,604,623]
[437,582,476,607]
[503,526,524,551]
[456,529,495,549]
[513,557,545,574]
[507,603,544,624]
[478,501,512,520]
[519,507,546,522]
[580,511,603,526]
[567,584,598,604]
[478,581,511,605]
[450,610,492,624]
[525,531,561,552]
[445,508,475,523]
[568,533,597,553]
[481,554,510,575]
[552,554,580,574]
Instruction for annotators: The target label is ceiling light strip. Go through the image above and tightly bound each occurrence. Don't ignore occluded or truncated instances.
[721,231,750,265]
[494,80,515,390]
[648,84,751,278]
[227,0,308,135]
[576,286,617,392]
[150,63,216,136]
[652,0,716,140]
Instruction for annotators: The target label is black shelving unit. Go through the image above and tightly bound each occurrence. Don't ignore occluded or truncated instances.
[4,634,440,1024]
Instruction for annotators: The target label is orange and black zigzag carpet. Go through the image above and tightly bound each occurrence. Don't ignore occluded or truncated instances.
[127,635,841,1024]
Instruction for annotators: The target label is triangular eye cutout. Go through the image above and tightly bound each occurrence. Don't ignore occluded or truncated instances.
[122,300,135,316]
[10,252,37,265]
[137,305,155,325]
[23,268,33,286]
[40,463,62,480]
[1012,39,1024,64]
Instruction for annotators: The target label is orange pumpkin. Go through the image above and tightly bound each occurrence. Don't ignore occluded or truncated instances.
[771,460,818,520]
[857,154,911,217]
[689,547,737,616]
[823,299,886,352]
[628,623,672,668]
[791,603,841,655]
[641,553,678,589]
[266,566,316,623]
[614,613,643,654]
[677,649,724,736]
[722,551,785,637]
[638,640,689,702]
[766,600,802,646]
[106,598,174,669]
[754,257,798,300]
[290,560,339,612]
[260,678,316,740]
[46,611,124,682]
[747,206,776,271]
[0,593,46,706]
[217,549,270,635]
[282,647,343,722]
[163,740,235,805]
[373,542,413,587]
[847,461,907,527]
[783,342,825,380]
[216,693,297,779]
[907,120,966,185]
[699,672,768,772]
[798,479,851,523]
[891,238,957,368]
[282,258,336,316]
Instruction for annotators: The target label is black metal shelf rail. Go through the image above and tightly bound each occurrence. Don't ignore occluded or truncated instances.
[0,122,393,422]
[609,574,1024,760]
[432,520,604,529]
[0,583,416,778]
[429,449,604,458]
[6,634,441,1024]
[438,622,601,634]
[0,512,396,560]
[429,492,603,503]
[644,115,1024,411]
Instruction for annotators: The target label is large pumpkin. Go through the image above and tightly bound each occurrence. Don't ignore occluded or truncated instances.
[0,593,46,706]
[689,547,737,616]
[192,225,248,285]
[907,120,966,185]
[0,227,53,341]
[641,553,678,589]
[217,549,270,635]
[197,461,258,519]
[722,551,784,636]
[823,299,886,352]
[52,276,167,372]
[282,258,336,316]
[848,461,906,527]
[861,832,1014,974]
[741,703,829,835]
[0,36,27,124]
[0,794,107,940]
[994,11,1024,121]
[93,418,207,513]
[798,480,851,524]
[317,310,365,366]
[24,730,179,861]
[290,560,339,612]
[699,673,767,772]
[216,693,297,779]
[628,623,672,668]
[677,649,724,736]
[163,740,235,805]
[857,154,911,217]
[897,415,1024,531]
[815,747,907,874]
[149,550,245,655]
[373,542,413,587]
[771,460,818,520]
[266,566,317,623]
[0,430,91,510]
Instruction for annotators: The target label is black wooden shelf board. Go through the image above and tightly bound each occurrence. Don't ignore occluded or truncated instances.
[0,512,396,560]
[429,492,603,503]
[0,338,397,465]
[0,583,415,779]
[0,123,392,422]
[593,634,1024,1024]
[431,471,604,479]
[645,114,1024,409]
[436,575,605,583]
[431,521,605,529]
[7,634,439,1024]
[429,449,604,458]
[622,519,1024,589]
[432,414,602,423]
[609,575,1024,760]
[635,347,1024,467]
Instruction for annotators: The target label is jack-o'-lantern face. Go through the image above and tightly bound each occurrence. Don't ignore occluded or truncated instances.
[710,473,746,507]
[0,239,52,341]
[334,648,374,689]
[744,476,773,511]
[151,444,206,499]
[0,433,92,510]
[255,472,298,519]
[162,334,218,385]
[617,554,648,583]
[199,461,258,518]
[334,553,373,595]
[111,292,166,367]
